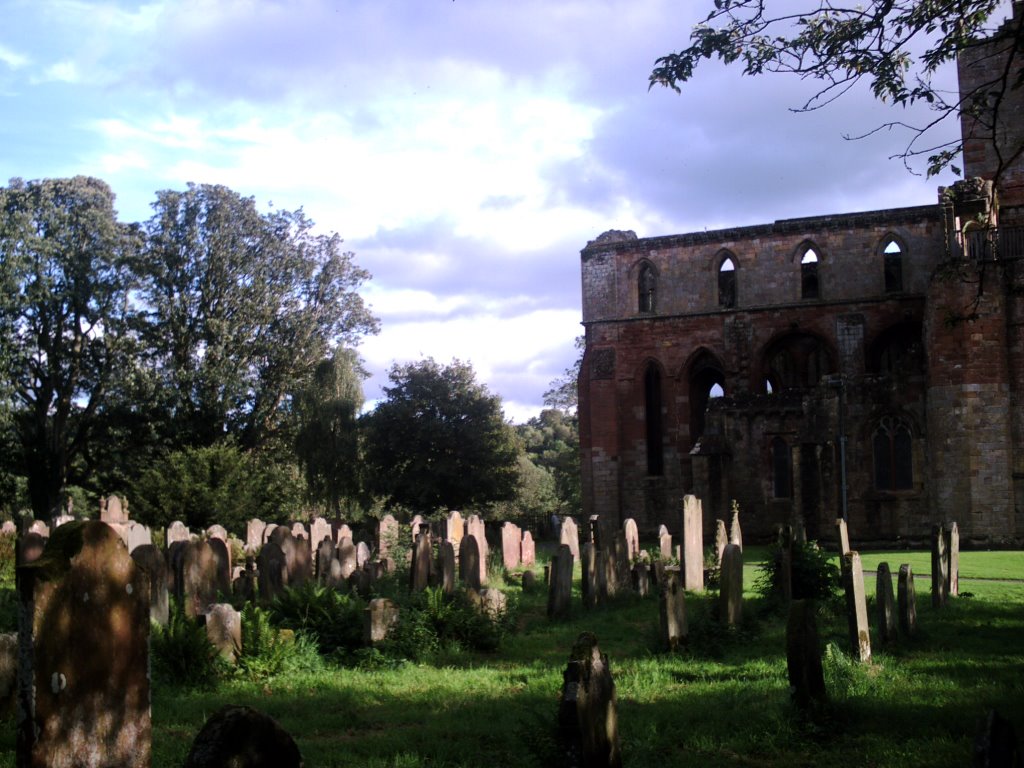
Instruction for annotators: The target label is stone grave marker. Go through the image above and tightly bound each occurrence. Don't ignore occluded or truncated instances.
[356,541,370,568]
[581,542,599,609]
[714,519,728,566]
[378,515,399,557]
[786,599,827,709]
[439,540,456,594]
[289,522,308,542]
[557,632,622,768]
[337,536,357,580]
[777,524,793,603]
[447,510,465,550]
[547,544,574,620]
[560,516,580,561]
[181,540,220,617]
[658,526,673,561]
[261,523,278,544]
[972,709,1022,768]
[131,544,169,626]
[207,537,232,597]
[729,507,742,551]
[521,531,536,567]
[257,542,288,603]
[459,535,482,590]
[719,543,743,626]
[183,705,303,768]
[17,533,47,565]
[521,570,536,592]
[501,521,521,570]
[623,518,639,560]
[680,494,704,591]
[836,517,851,558]
[316,538,336,585]
[945,521,960,598]
[204,604,241,663]
[17,521,150,767]
[466,515,488,585]
[659,571,687,649]
[245,518,266,553]
[125,522,151,555]
[310,517,332,548]
[876,561,898,644]
[27,520,50,539]
[205,524,228,543]
[843,551,872,662]
[166,520,191,546]
[931,523,949,608]
[897,563,917,637]
[632,561,650,597]
[364,598,399,645]
[410,531,431,592]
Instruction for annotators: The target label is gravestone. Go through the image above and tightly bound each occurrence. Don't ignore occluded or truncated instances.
[333,523,353,546]
[612,530,631,594]
[474,588,507,620]
[100,494,128,525]
[659,571,687,650]
[659,527,673,561]
[439,540,456,594]
[204,604,241,663]
[27,520,50,539]
[466,515,488,585]
[557,632,622,768]
[447,510,465,550]
[183,705,303,768]
[410,515,425,543]
[581,542,599,609]
[1,521,15,535]
[181,540,220,617]
[521,531,536,567]
[205,524,228,543]
[650,560,666,589]
[501,522,521,570]
[309,517,332,549]
[17,533,47,565]
[337,536,357,580]
[17,521,150,767]
[0,633,14,719]
[972,709,1023,768]
[166,520,191,546]
[836,518,851,557]
[257,542,287,603]
[945,521,960,598]
[207,537,232,597]
[843,551,872,662]
[245,518,266,553]
[125,522,152,554]
[729,508,742,551]
[898,563,917,637]
[931,523,949,608]
[719,543,743,626]
[261,523,278,544]
[233,557,258,603]
[680,494,704,591]
[623,518,639,560]
[560,516,580,561]
[715,519,728,566]
[786,599,827,709]
[166,540,189,600]
[521,570,537,592]
[459,535,482,590]
[410,532,431,592]
[876,561,898,644]
[632,562,650,597]
[793,517,808,545]
[316,539,336,585]
[356,541,370,568]
[547,544,574,620]
[364,598,399,645]
[131,544,169,626]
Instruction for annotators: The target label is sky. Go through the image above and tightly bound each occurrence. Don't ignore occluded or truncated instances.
[0,0,998,422]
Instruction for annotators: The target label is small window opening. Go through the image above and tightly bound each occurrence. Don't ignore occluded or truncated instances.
[718,257,736,308]
[709,383,724,398]
[873,416,913,491]
[639,264,656,313]
[801,248,819,299]
[883,240,903,293]
[772,437,792,498]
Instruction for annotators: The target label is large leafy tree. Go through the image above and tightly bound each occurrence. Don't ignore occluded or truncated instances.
[140,183,379,450]
[651,1,1023,178]
[517,408,581,516]
[1,177,142,518]
[363,358,520,512]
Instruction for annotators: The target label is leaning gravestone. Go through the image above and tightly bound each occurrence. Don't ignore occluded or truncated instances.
[131,544,169,626]
[17,521,150,767]
[356,541,370,569]
[560,516,580,562]
[898,563,917,637]
[876,561,898,644]
[181,540,220,617]
[183,704,303,768]
[557,632,622,768]
[843,551,872,662]
[547,544,574,620]
[659,571,687,650]
[729,507,743,551]
[680,494,704,591]
[836,517,851,558]
[459,535,482,590]
[719,543,743,626]
[786,599,827,709]
[204,604,241,663]
[659,526,673,562]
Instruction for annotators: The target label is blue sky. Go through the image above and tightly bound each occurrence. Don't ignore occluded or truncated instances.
[0,0,988,421]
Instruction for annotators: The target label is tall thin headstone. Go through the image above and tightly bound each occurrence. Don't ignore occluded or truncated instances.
[876,562,898,644]
[728,505,743,551]
[560,516,580,562]
[581,542,599,609]
[680,494,704,591]
[547,544,574,620]
[658,525,673,562]
[897,563,917,637]
[715,519,728,566]
[659,571,687,649]
[931,523,949,608]
[623,518,639,560]
[459,535,482,590]
[377,514,399,558]
[557,632,622,768]
[310,517,332,548]
[501,522,521,570]
[245,518,266,553]
[836,517,851,557]
[786,599,827,709]
[466,514,488,585]
[410,531,431,592]
[719,543,743,626]
[439,540,456,594]
[447,510,465,550]
[945,521,960,598]
[843,551,872,662]
[131,544,169,626]
[521,531,536,567]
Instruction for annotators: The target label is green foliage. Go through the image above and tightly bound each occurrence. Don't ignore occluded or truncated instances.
[514,408,581,521]
[756,540,841,606]
[383,587,513,661]
[128,440,305,533]
[0,533,14,591]
[269,582,366,657]
[363,358,520,511]
[150,603,225,689]
[650,1,1017,177]
[0,590,16,633]
[235,602,323,681]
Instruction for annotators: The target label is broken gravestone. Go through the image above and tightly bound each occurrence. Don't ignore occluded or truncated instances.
[557,632,622,768]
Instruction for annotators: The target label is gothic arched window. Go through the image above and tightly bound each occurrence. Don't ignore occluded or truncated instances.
[801,247,820,299]
[638,263,656,313]
[718,256,736,308]
[873,416,913,491]
[883,239,904,293]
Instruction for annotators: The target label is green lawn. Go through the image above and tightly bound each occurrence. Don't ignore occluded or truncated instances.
[2,548,1022,767]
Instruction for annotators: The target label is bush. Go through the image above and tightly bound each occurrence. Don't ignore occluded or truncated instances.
[236,603,323,681]
[269,582,366,657]
[756,540,841,606]
[151,603,225,689]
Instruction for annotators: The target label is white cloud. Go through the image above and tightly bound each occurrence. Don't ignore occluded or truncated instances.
[40,60,80,83]
[0,44,29,69]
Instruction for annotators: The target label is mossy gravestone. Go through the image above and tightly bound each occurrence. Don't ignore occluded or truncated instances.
[18,521,150,767]
[558,632,622,768]
[786,599,827,709]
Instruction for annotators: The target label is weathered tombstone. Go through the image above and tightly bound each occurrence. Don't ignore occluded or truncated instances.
[521,531,536,567]
[410,515,425,543]
[289,522,308,542]
[204,603,241,663]
[1,520,15,535]
[410,531,431,592]
[560,515,580,561]
[100,494,128,525]
[972,709,1023,768]
[945,521,960,598]
[316,538,336,585]
[131,544,169,626]
[124,522,152,555]
[729,506,743,551]
[257,542,288,603]
[474,587,508,621]
[466,515,488,585]
[51,514,74,531]
[793,517,808,545]
[547,544,574,620]
[843,551,872,662]
[836,517,851,557]
[557,632,622,768]
[17,533,47,565]
[17,521,150,767]
[719,543,743,626]
[181,540,220,617]
[632,561,650,597]
[897,563,917,637]
[245,518,266,553]
[205,524,228,543]
[337,536,357,580]
[207,536,232,597]
[659,571,687,649]
[439,540,456,594]
[715,519,728,566]
[459,534,482,590]
[166,520,191,546]
[581,542,599,609]
[612,530,631,593]
[786,599,827,709]
[876,561,898,644]
[376,514,398,558]
[521,569,537,592]
[650,560,666,589]
[931,523,949,608]
[166,539,189,599]
[348,568,372,598]
[501,521,521,570]
[261,523,278,545]
[356,541,370,568]
[659,527,673,562]
[309,517,332,549]
[183,704,303,768]
[447,510,465,550]
[680,494,704,591]
[28,520,50,539]
[234,557,258,603]
[623,518,639,560]
[364,598,399,645]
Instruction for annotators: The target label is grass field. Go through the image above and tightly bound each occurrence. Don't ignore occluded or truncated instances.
[2,546,1022,767]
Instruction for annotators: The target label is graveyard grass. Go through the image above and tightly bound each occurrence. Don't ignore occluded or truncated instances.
[3,547,1023,767]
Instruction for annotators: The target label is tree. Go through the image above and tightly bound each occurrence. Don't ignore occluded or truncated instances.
[362,358,520,512]
[543,335,584,414]
[517,408,581,516]
[1,177,142,518]
[140,183,379,451]
[293,347,366,516]
[651,1,1023,178]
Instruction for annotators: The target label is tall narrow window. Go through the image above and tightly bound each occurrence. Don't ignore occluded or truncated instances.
[639,263,656,313]
[873,416,913,491]
[645,363,664,476]
[772,437,792,498]
[801,248,819,299]
[718,257,736,308]
[883,240,903,293]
